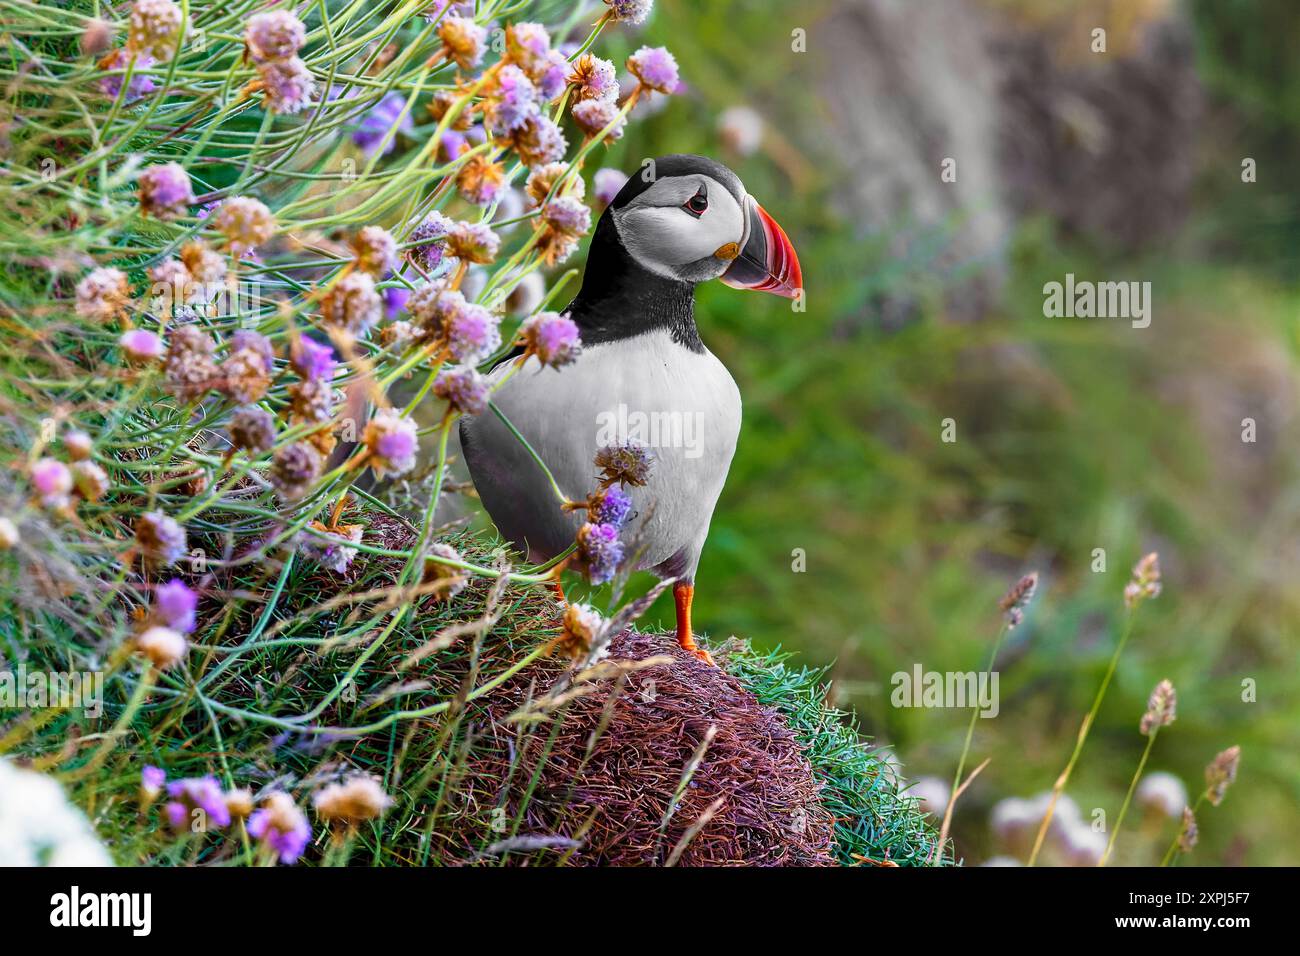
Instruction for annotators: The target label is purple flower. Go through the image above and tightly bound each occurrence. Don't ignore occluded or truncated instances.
[627,46,679,95]
[437,128,469,164]
[520,311,581,368]
[537,49,569,102]
[433,366,490,416]
[246,10,306,61]
[384,280,411,320]
[542,195,591,236]
[363,408,420,479]
[154,579,198,633]
[352,92,414,158]
[376,431,416,465]
[569,54,619,104]
[98,49,157,102]
[572,98,625,140]
[32,458,73,508]
[408,212,454,272]
[229,329,275,375]
[291,336,335,381]
[588,485,632,527]
[511,114,567,167]
[257,56,316,114]
[489,65,539,135]
[136,510,188,567]
[505,22,551,74]
[247,792,311,864]
[141,765,166,797]
[593,167,629,206]
[120,328,165,362]
[138,162,194,220]
[594,441,653,487]
[446,302,501,364]
[165,775,232,830]
[577,522,623,584]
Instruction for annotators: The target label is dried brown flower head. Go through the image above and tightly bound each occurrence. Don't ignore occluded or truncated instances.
[313,776,392,826]
[1140,679,1176,735]
[1177,805,1198,853]
[1124,551,1162,609]
[594,441,653,488]
[1205,745,1240,807]
[422,542,468,600]
[998,571,1039,629]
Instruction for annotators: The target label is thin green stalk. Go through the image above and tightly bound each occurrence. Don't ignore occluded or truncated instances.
[1028,610,1137,866]
[1100,727,1160,866]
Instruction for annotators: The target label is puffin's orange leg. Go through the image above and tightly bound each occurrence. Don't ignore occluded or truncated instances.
[547,556,571,603]
[674,581,714,665]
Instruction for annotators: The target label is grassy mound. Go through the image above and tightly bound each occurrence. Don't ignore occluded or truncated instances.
[4,504,941,866]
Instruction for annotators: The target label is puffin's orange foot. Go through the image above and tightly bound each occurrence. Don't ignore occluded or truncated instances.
[673,581,716,665]
[685,644,715,666]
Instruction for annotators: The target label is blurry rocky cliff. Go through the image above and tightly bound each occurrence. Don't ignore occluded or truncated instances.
[808,0,1201,323]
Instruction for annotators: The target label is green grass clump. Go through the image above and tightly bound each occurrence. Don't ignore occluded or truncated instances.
[725,642,949,866]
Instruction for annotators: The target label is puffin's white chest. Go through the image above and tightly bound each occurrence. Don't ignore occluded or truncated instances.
[468,330,742,572]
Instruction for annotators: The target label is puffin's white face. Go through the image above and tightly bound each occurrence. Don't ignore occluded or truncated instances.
[610,174,747,284]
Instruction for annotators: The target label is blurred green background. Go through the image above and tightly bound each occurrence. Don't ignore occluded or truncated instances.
[570,0,1300,865]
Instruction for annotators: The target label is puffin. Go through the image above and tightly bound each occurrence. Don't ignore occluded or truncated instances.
[461,154,802,663]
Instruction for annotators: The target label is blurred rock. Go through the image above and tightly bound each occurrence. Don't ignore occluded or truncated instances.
[812,0,1202,322]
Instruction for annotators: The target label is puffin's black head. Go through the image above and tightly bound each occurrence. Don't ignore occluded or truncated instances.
[601,154,802,298]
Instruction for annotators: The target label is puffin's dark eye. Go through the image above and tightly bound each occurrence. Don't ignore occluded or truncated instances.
[683,186,708,218]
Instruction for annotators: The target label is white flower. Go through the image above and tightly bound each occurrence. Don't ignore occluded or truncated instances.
[908,775,950,818]
[1136,771,1188,819]
[0,760,112,866]
[136,625,187,669]
[718,105,764,156]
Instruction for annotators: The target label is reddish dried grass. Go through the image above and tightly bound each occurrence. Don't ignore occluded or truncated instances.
[470,629,837,866]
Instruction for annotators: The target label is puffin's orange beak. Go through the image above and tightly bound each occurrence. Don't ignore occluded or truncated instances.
[720,196,803,298]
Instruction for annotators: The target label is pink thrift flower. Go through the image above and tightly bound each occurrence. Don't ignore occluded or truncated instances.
[32,458,73,508]
[120,328,165,362]
[627,46,679,95]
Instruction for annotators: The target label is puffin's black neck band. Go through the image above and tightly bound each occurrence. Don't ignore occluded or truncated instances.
[565,215,704,353]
